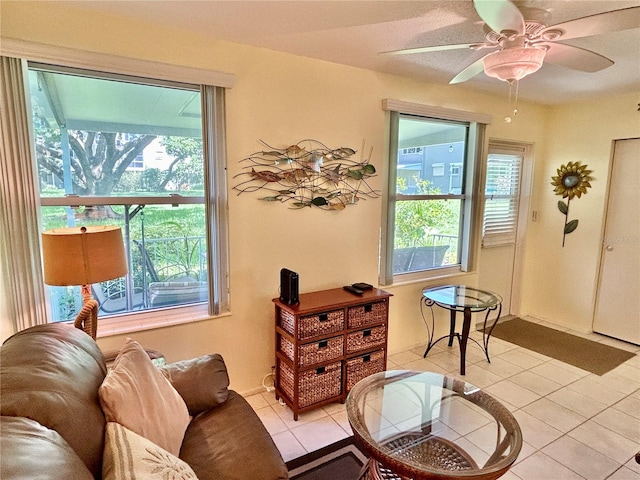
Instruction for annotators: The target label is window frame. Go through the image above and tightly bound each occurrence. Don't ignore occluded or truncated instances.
[13,48,231,335]
[380,100,490,285]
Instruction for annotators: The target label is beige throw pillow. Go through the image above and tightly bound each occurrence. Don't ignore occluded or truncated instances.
[103,422,198,480]
[99,338,190,456]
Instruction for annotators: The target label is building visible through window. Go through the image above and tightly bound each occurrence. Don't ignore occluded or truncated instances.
[381,104,486,285]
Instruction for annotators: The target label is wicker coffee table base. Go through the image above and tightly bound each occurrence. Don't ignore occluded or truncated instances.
[358,433,479,480]
[357,459,411,480]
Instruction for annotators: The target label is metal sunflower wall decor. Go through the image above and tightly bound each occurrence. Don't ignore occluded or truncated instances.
[550,161,593,247]
[233,139,380,210]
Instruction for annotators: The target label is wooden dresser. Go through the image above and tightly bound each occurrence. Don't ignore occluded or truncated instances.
[273,287,392,420]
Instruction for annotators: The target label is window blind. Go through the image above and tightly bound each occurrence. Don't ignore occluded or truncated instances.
[482,147,523,247]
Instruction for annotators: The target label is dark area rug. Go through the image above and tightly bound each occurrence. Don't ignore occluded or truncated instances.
[486,317,635,375]
[287,436,367,480]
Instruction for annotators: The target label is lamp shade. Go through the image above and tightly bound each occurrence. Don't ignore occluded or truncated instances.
[42,226,128,286]
[483,47,546,82]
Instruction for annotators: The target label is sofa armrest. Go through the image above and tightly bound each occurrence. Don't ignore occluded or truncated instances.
[0,324,106,478]
[160,354,229,416]
[1,416,94,480]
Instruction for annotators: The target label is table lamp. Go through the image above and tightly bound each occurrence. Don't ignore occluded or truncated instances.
[42,226,128,339]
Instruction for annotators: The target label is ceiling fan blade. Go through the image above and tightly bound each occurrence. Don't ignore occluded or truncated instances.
[541,6,640,41]
[473,0,524,35]
[543,43,614,72]
[449,57,486,84]
[380,43,478,56]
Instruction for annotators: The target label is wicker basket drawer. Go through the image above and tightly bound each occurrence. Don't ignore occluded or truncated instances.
[279,335,344,367]
[346,325,386,354]
[346,349,385,392]
[347,301,388,329]
[279,361,342,408]
[279,308,344,340]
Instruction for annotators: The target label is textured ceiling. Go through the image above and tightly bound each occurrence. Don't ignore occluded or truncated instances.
[57,1,640,105]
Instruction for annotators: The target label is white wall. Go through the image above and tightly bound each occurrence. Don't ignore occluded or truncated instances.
[3,1,631,392]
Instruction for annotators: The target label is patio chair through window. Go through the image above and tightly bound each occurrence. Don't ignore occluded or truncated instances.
[92,280,145,315]
[134,239,208,309]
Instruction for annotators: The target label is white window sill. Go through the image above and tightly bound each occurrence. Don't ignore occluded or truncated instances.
[384,266,476,288]
[95,304,231,338]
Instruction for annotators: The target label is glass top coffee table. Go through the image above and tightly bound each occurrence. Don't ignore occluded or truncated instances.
[421,285,503,375]
[347,370,522,480]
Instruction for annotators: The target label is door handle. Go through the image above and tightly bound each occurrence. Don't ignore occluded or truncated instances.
[605,245,614,251]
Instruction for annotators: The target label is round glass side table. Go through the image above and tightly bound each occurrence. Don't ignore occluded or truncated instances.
[421,285,502,375]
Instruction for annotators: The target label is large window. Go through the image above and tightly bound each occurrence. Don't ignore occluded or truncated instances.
[381,100,488,284]
[28,63,228,324]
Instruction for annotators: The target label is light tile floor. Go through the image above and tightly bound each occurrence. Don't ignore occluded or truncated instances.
[245,319,640,479]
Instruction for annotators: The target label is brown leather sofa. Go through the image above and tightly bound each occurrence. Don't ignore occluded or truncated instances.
[0,323,288,480]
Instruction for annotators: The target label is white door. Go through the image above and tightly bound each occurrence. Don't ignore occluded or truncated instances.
[479,141,532,315]
[593,138,640,345]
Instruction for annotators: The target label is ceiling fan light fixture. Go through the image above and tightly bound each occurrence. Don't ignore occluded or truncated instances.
[483,46,547,82]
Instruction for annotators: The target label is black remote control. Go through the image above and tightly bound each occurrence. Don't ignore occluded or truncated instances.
[343,285,364,295]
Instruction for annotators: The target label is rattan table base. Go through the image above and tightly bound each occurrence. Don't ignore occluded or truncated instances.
[358,433,479,480]
[357,459,409,480]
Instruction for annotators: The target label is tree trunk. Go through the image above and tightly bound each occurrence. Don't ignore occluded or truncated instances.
[77,205,122,220]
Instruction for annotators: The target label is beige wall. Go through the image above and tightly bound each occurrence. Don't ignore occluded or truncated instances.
[1,1,634,393]
[520,93,640,331]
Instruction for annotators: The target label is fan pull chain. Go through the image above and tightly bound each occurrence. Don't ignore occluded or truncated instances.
[504,80,520,124]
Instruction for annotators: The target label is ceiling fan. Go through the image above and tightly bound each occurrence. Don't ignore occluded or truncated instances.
[382,0,640,85]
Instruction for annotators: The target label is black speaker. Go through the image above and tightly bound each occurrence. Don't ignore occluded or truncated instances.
[280,268,299,305]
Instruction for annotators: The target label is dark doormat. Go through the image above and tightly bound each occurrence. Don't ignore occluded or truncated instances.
[485,317,635,375]
[287,436,367,480]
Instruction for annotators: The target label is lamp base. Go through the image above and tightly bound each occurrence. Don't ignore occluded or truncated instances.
[74,285,99,340]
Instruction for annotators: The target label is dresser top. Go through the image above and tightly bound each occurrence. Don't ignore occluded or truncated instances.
[273,287,392,315]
